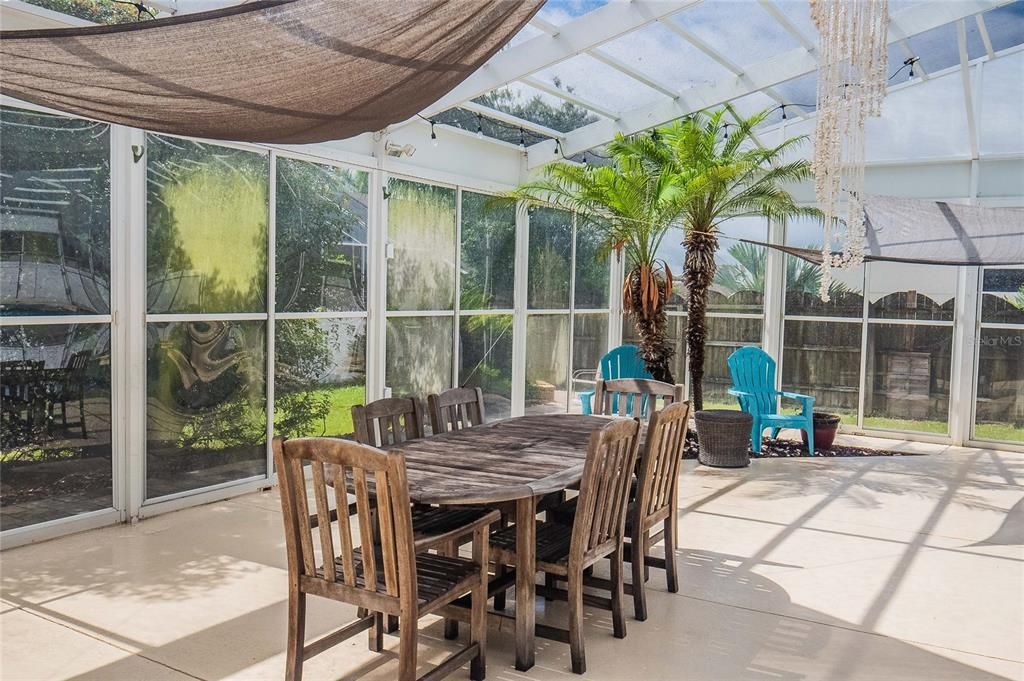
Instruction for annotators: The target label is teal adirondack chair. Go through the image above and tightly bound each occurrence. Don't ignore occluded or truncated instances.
[727,346,816,455]
[577,345,653,415]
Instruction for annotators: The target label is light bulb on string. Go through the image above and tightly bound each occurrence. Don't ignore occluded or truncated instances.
[475,113,484,139]
[430,121,438,147]
[518,127,526,150]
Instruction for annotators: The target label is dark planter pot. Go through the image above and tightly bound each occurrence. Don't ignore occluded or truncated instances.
[802,412,841,450]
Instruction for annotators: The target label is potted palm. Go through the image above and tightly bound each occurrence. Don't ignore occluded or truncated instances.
[503,136,684,382]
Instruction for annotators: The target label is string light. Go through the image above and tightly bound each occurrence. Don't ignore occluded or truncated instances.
[518,127,526,150]
[554,139,562,156]
[722,123,729,139]
[582,152,588,166]
[430,120,438,147]
[475,113,484,139]
[889,56,920,81]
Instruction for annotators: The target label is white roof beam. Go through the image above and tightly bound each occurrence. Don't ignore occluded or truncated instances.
[520,76,620,120]
[957,20,980,160]
[659,19,806,119]
[458,101,563,140]
[420,0,701,118]
[529,16,561,36]
[975,14,996,59]
[889,11,930,80]
[757,0,816,52]
[586,49,680,99]
[540,0,1012,165]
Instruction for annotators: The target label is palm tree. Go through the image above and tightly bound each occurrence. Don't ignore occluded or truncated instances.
[644,108,821,410]
[503,136,685,381]
[715,241,849,298]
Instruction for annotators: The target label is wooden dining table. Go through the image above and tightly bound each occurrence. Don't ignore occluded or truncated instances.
[390,412,610,672]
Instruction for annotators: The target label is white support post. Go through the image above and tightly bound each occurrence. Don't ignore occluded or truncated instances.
[265,152,277,478]
[608,249,625,349]
[950,266,980,446]
[366,134,388,401]
[109,124,132,522]
[510,201,530,417]
[762,218,786,381]
[124,126,148,519]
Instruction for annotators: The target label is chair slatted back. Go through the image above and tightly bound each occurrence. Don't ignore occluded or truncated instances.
[594,378,684,420]
[273,437,416,608]
[599,345,653,381]
[635,401,691,525]
[352,397,424,447]
[570,418,642,561]
[428,387,485,434]
[727,346,778,416]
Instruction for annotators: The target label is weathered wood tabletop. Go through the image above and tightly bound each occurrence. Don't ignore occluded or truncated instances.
[393,413,607,506]
[391,413,610,672]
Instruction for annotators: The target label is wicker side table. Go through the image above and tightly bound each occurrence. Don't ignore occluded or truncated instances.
[695,410,753,468]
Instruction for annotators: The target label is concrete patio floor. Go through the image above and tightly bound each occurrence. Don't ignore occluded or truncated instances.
[2,436,1022,681]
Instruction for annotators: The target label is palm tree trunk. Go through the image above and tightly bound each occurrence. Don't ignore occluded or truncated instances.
[683,227,718,412]
[626,270,674,383]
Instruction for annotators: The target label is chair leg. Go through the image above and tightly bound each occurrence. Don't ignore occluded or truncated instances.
[369,611,384,652]
[806,424,815,456]
[567,572,586,674]
[610,548,627,639]
[770,427,781,439]
[285,589,306,681]
[470,578,487,681]
[545,572,557,601]
[663,516,679,594]
[641,530,650,582]
[398,616,418,681]
[443,539,459,639]
[493,515,509,611]
[631,536,648,622]
[750,421,762,454]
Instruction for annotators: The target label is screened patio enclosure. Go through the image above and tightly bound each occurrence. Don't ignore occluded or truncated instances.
[0,0,1022,548]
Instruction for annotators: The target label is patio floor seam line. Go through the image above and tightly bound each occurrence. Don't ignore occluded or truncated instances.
[671,590,1024,664]
[11,605,209,681]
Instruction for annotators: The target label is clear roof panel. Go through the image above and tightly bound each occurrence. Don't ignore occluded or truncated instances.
[981,2,1024,52]
[670,1,801,68]
[727,91,782,123]
[765,0,817,45]
[906,22,964,75]
[773,72,818,114]
[530,53,668,114]
[536,0,610,26]
[474,81,606,133]
[596,22,734,93]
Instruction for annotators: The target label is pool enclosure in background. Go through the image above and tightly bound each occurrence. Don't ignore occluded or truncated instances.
[1,0,1023,548]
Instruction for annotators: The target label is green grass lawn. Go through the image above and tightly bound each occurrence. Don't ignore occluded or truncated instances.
[275,385,364,438]
[973,422,1024,444]
[861,416,948,435]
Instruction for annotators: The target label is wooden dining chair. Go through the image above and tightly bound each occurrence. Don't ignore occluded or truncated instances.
[488,417,642,674]
[351,396,486,637]
[593,378,684,420]
[549,401,691,620]
[273,436,498,681]
[428,387,485,433]
[352,396,425,447]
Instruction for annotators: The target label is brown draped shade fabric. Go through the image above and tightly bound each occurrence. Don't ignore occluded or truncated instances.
[745,195,1024,266]
[0,0,542,143]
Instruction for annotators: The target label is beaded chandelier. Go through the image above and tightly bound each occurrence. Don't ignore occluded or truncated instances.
[810,0,889,300]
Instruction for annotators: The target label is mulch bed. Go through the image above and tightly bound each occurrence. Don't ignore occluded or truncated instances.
[683,429,924,459]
